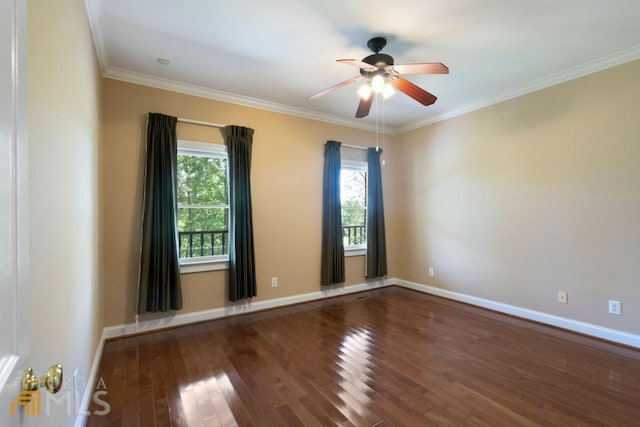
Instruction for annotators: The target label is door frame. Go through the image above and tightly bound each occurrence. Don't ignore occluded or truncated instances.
[0,0,29,423]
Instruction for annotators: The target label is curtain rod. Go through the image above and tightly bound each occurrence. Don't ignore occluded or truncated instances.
[324,140,369,151]
[177,117,226,129]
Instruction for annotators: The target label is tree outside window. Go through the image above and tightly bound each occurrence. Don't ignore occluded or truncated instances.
[341,165,367,248]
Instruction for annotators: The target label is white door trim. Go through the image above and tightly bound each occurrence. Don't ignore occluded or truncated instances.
[0,0,28,424]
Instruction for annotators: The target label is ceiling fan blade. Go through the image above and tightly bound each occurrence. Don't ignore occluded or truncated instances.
[392,77,437,106]
[337,59,377,72]
[391,63,449,75]
[307,76,362,100]
[355,96,373,118]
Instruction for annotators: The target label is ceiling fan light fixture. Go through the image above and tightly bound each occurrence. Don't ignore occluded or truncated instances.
[358,83,373,100]
[308,37,447,118]
[371,74,385,93]
[382,83,395,99]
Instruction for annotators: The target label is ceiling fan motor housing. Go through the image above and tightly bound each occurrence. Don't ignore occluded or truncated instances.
[363,53,394,67]
[360,53,394,79]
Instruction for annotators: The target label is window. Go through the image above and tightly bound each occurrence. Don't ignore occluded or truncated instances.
[341,160,367,253]
[177,140,229,271]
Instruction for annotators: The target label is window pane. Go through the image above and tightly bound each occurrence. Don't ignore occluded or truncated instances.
[177,154,227,205]
[341,207,365,227]
[341,169,366,206]
[178,207,229,257]
[341,168,367,247]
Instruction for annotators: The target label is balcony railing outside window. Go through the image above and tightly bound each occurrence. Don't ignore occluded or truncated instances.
[179,225,365,259]
[179,230,228,258]
[343,224,365,247]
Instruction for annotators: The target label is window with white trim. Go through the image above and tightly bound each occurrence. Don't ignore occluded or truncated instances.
[177,140,229,270]
[341,160,367,252]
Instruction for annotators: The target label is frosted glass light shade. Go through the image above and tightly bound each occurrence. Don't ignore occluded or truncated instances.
[358,84,372,100]
[382,84,395,99]
[371,75,385,93]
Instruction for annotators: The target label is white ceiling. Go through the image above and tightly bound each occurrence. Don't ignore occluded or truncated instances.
[86,0,640,134]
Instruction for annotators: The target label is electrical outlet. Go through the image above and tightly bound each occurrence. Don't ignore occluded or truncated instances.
[608,300,621,315]
[271,277,278,288]
[428,267,434,277]
[557,291,568,304]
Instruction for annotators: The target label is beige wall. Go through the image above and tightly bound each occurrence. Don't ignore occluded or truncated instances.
[395,59,640,335]
[101,52,639,337]
[28,0,103,424]
[102,79,399,327]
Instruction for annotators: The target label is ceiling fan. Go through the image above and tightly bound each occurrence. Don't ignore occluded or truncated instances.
[307,37,449,118]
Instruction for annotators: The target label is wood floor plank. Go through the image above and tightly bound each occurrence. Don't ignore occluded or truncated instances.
[87,286,640,426]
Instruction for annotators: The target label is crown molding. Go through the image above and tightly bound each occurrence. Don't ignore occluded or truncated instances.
[395,45,640,134]
[103,66,399,134]
[84,0,108,76]
[86,0,640,137]
[103,43,640,137]
[84,0,391,133]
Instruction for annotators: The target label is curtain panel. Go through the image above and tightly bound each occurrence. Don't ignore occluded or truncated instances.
[321,140,345,285]
[138,113,183,314]
[366,147,387,278]
[225,125,257,301]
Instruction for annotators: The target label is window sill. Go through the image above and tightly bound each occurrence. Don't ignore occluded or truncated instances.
[180,259,229,274]
[345,248,366,257]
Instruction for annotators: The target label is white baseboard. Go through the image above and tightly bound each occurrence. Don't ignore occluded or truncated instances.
[75,281,390,424]
[74,328,107,427]
[103,278,394,340]
[395,279,640,349]
[76,275,639,424]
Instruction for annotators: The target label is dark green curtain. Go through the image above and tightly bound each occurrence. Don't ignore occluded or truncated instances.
[366,147,387,278]
[138,113,183,314]
[226,125,257,301]
[321,140,345,285]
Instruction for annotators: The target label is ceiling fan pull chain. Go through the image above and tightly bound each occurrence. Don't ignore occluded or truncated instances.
[382,97,385,165]
[375,93,379,150]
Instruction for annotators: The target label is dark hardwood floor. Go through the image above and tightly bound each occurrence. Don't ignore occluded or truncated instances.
[87,286,640,426]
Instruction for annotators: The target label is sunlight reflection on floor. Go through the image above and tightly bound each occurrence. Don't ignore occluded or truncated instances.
[179,373,239,426]
[337,328,375,422]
